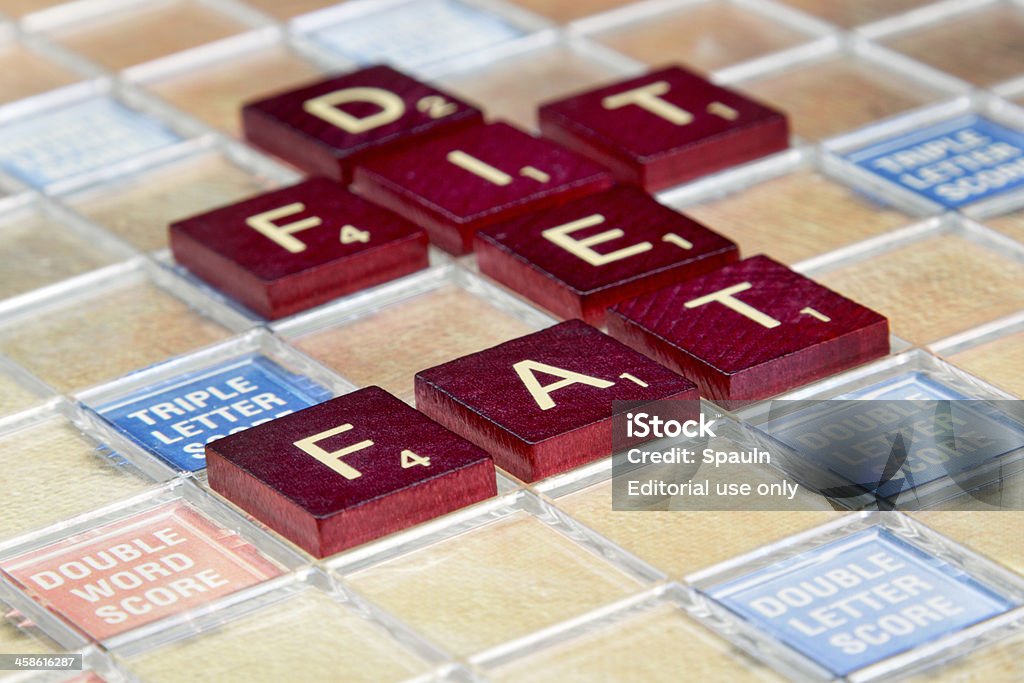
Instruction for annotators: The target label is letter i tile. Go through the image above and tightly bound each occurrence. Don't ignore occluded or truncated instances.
[415,320,697,482]
[206,387,497,558]
[354,121,614,254]
[608,256,889,401]
[242,65,482,182]
[170,178,429,320]
[539,66,789,191]
[475,186,739,325]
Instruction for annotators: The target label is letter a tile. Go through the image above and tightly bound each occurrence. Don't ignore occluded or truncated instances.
[539,66,788,191]
[415,320,697,482]
[475,186,738,325]
[242,65,482,182]
[170,178,428,319]
[608,256,889,401]
[206,387,497,557]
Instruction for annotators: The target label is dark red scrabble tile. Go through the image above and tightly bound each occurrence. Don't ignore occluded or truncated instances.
[170,177,428,320]
[608,256,889,401]
[538,66,789,191]
[206,387,497,558]
[414,320,697,482]
[242,65,482,182]
[353,121,614,254]
[475,186,739,325]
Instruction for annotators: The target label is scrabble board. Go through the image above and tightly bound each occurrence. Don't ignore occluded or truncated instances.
[0,0,1022,681]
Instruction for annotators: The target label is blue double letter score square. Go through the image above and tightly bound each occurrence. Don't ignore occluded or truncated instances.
[708,527,1016,676]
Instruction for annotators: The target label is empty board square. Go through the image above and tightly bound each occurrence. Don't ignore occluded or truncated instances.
[49,0,250,71]
[206,387,497,557]
[0,370,44,419]
[706,527,1017,677]
[170,178,428,319]
[900,628,1024,682]
[773,0,938,28]
[538,66,788,191]
[0,97,181,189]
[354,121,613,254]
[306,0,525,70]
[475,186,738,324]
[816,235,1024,345]
[146,47,324,137]
[944,331,1024,398]
[880,5,1024,87]
[506,0,636,23]
[71,667,113,681]
[124,589,432,683]
[65,152,278,252]
[845,115,1024,209]
[589,1,814,73]
[1,501,284,640]
[291,284,537,402]
[486,603,785,683]
[242,0,350,20]
[555,477,841,578]
[681,170,913,264]
[0,415,155,543]
[736,55,949,142]
[95,355,332,472]
[0,207,121,300]
[0,42,80,105]
[0,0,72,16]
[0,280,232,393]
[437,45,625,131]
[345,512,644,656]
[0,614,59,657]
[912,511,1024,575]
[608,256,889,401]
[415,320,698,481]
[242,65,482,183]
[986,208,1024,245]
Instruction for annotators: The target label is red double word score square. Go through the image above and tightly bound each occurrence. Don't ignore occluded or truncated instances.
[353,121,614,254]
[1,502,283,641]
[415,320,697,482]
[539,66,789,191]
[608,256,889,402]
[206,387,496,558]
[475,186,738,325]
[170,177,428,320]
[242,65,482,182]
